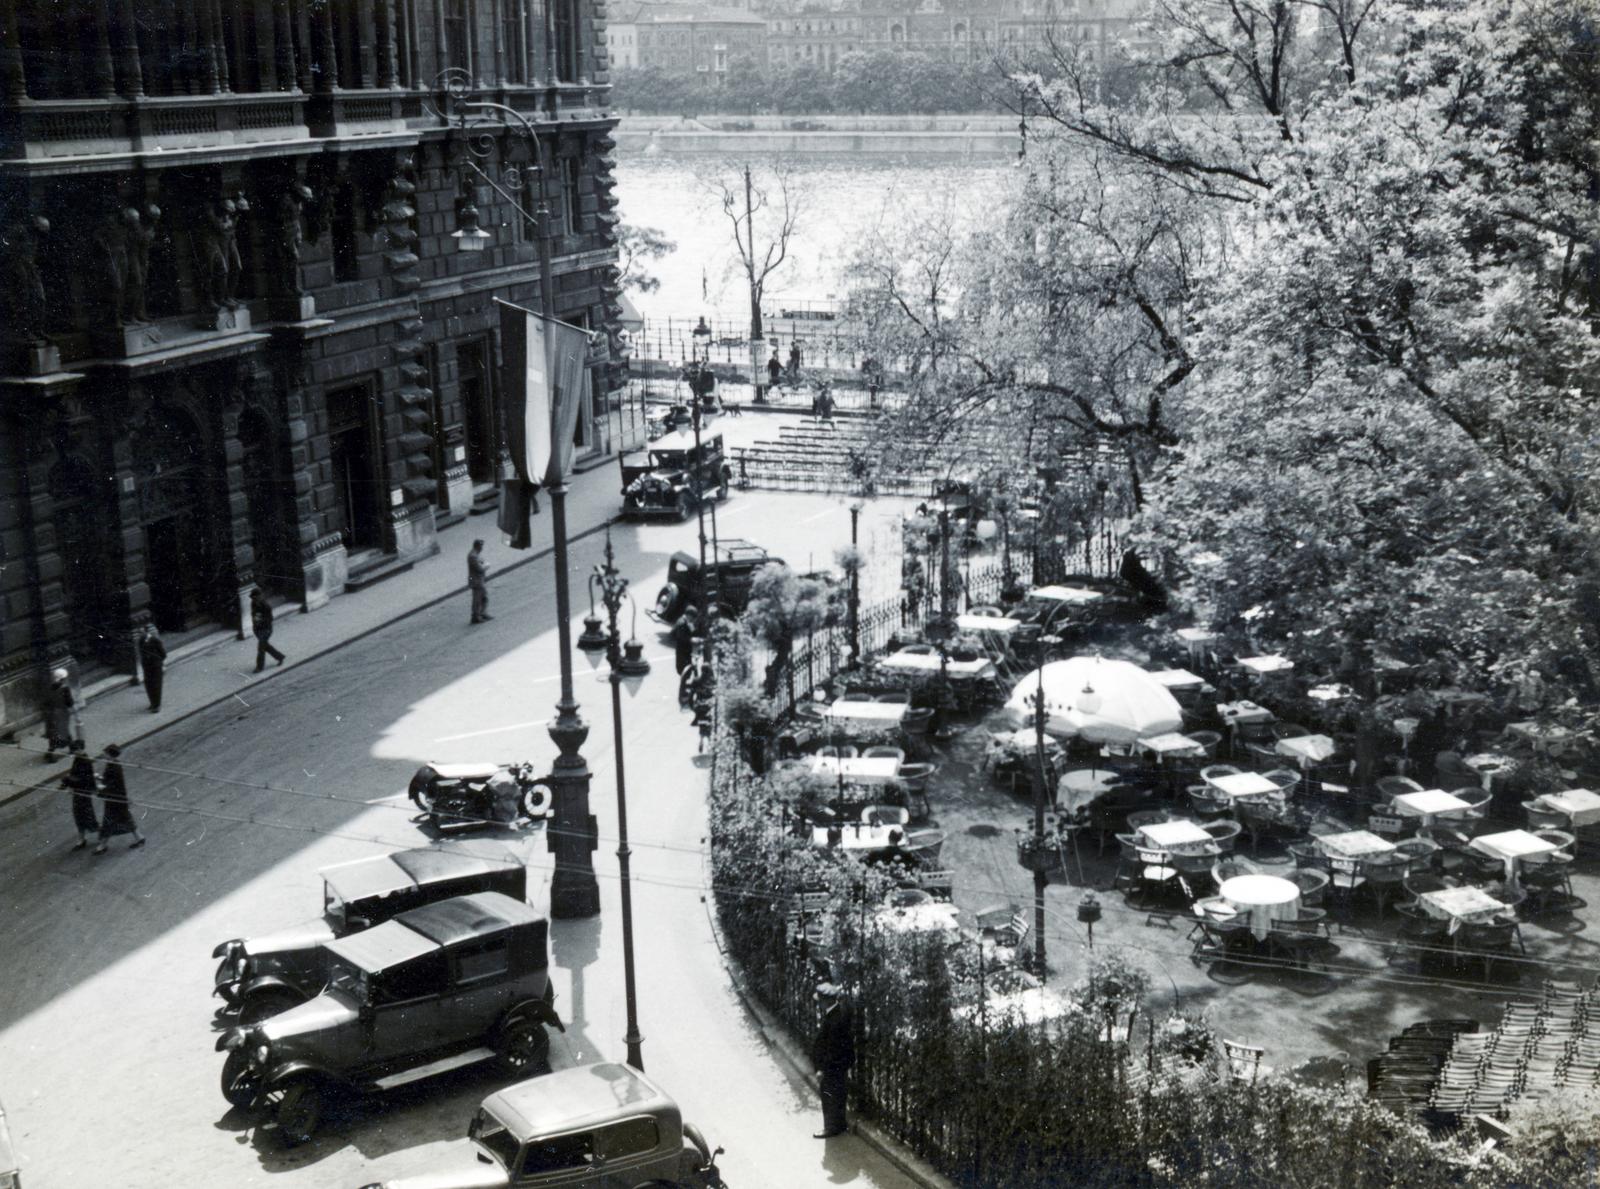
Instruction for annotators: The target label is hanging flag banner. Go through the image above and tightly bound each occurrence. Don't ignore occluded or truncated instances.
[497,298,594,488]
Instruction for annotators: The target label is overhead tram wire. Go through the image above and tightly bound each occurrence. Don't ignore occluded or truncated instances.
[0,768,1584,1005]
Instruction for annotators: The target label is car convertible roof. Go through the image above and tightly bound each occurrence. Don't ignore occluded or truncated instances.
[320,847,521,904]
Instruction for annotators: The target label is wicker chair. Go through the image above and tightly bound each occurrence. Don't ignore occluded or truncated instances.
[1522,800,1568,831]
[1289,867,1330,907]
[1203,819,1244,854]
[817,744,858,759]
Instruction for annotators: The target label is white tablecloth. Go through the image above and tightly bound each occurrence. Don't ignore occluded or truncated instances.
[1276,734,1336,767]
[1507,720,1576,754]
[1308,684,1354,703]
[956,614,1020,636]
[879,652,995,678]
[1218,875,1302,940]
[1217,701,1275,725]
[1316,830,1395,860]
[809,756,901,785]
[1536,789,1600,827]
[824,700,910,725]
[1138,820,1213,852]
[1419,887,1507,934]
[1238,655,1294,675]
[1148,668,1205,690]
[1139,732,1205,757]
[872,902,961,935]
[1174,628,1216,645]
[812,823,907,851]
[1209,771,1280,800]
[1030,585,1102,604]
[1391,789,1471,825]
[1464,753,1517,792]
[1470,829,1561,888]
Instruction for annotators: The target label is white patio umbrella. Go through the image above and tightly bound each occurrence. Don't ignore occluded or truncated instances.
[1004,656,1183,745]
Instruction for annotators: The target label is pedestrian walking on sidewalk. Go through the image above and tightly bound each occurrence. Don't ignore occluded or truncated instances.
[468,539,493,624]
[671,607,699,678]
[811,982,855,1138]
[787,342,801,383]
[44,667,79,762]
[139,625,167,713]
[767,351,782,390]
[94,743,144,853]
[250,589,286,672]
[63,740,99,849]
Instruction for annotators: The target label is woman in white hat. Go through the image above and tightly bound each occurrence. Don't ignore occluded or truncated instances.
[43,668,78,763]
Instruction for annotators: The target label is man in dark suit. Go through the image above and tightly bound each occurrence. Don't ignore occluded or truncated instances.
[138,625,166,713]
[468,538,492,624]
[811,982,854,1138]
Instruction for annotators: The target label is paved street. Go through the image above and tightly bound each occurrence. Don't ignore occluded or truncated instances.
[0,479,919,1188]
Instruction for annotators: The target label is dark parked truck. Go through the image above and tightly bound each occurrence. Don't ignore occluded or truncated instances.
[213,848,528,1023]
[218,892,560,1145]
[620,430,732,520]
[357,1063,726,1189]
[650,539,782,624]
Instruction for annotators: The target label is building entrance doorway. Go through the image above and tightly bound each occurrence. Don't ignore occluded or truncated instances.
[135,406,214,633]
[49,456,116,665]
[328,384,383,551]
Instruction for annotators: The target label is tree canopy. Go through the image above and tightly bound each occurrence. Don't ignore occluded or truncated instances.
[851,0,1600,714]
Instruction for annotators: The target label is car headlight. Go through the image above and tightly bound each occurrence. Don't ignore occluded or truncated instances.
[253,1043,270,1066]
[212,939,241,960]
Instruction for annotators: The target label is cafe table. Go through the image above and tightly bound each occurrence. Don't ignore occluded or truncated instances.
[1030,585,1103,605]
[1418,886,1508,934]
[824,699,911,728]
[955,614,1021,636]
[1534,789,1600,828]
[1308,683,1354,703]
[1464,752,1517,793]
[1507,720,1577,755]
[1057,768,1118,813]
[1391,789,1472,826]
[808,755,902,786]
[1238,654,1295,675]
[871,901,961,936]
[1469,829,1562,889]
[1137,819,1213,853]
[1208,771,1281,801]
[1138,731,1206,759]
[1218,874,1302,940]
[1173,627,1217,665]
[1217,700,1275,726]
[1276,733,1336,768]
[879,651,996,679]
[812,822,908,852]
[1148,668,1205,691]
[1316,830,1396,860]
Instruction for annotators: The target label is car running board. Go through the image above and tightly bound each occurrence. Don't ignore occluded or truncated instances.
[372,1047,495,1091]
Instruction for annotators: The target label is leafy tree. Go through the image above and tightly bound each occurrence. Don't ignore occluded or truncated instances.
[742,563,842,696]
[852,0,1600,713]
[615,222,675,295]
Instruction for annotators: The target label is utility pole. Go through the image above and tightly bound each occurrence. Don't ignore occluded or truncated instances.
[746,163,767,403]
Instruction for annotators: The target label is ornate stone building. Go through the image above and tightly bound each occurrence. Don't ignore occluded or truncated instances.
[0,0,626,735]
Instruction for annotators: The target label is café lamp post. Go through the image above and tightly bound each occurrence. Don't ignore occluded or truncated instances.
[587,530,650,1070]
[689,316,720,730]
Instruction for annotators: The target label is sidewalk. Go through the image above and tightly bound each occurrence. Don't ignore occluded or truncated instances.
[0,459,624,807]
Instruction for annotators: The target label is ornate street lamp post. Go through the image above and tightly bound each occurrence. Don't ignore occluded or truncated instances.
[434,70,599,916]
[588,530,650,1069]
[847,501,862,665]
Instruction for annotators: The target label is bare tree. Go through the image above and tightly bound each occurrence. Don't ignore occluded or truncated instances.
[709,162,802,400]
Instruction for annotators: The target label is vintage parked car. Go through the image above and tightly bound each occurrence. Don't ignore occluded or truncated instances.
[620,430,732,520]
[0,1098,18,1189]
[649,539,781,624]
[212,848,527,1024]
[356,1062,726,1189]
[406,761,553,832]
[218,892,560,1144]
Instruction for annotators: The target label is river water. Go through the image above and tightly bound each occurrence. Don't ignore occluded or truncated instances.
[613,153,1013,324]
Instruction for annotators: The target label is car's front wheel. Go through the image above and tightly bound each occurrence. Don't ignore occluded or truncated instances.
[495,1016,550,1075]
[220,1050,261,1109]
[268,1074,326,1146]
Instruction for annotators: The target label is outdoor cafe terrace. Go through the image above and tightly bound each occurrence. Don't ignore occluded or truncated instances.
[737,569,1600,1124]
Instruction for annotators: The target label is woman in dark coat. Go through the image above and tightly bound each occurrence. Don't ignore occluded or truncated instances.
[95,743,144,853]
[139,625,167,713]
[63,739,99,849]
